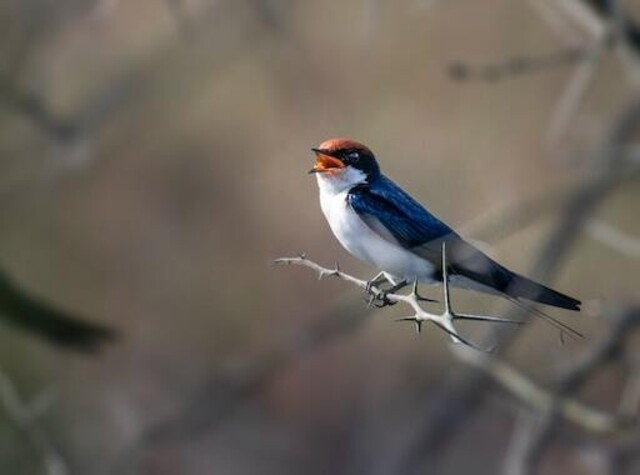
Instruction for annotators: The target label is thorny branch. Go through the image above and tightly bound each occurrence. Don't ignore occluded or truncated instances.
[275,243,523,350]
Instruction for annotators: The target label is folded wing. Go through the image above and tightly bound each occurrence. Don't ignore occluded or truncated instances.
[347,177,581,311]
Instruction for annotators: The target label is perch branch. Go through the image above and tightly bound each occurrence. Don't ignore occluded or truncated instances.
[276,242,520,351]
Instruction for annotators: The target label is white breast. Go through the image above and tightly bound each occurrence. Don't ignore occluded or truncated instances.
[317,173,435,283]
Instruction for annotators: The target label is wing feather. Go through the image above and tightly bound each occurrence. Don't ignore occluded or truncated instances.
[347,178,453,248]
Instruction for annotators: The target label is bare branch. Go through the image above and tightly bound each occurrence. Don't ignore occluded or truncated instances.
[587,218,640,258]
[0,367,68,475]
[277,243,516,350]
[505,306,640,474]
[452,345,629,435]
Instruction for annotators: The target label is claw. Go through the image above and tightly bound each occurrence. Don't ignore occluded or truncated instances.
[365,281,374,295]
[373,290,398,308]
[364,293,376,307]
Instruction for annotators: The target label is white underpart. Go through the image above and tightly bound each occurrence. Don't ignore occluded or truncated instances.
[316,167,437,284]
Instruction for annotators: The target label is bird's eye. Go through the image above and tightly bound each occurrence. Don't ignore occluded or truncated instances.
[347,150,360,161]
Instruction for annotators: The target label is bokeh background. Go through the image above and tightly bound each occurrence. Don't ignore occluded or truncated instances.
[0,1,638,474]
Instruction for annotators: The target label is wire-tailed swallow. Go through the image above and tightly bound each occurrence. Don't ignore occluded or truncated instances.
[309,138,581,319]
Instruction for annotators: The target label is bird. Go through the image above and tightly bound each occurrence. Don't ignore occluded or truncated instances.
[0,268,116,352]
[309,138,581,335]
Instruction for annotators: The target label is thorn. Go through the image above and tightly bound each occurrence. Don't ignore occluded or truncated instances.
[417,296,439,303]
[411,278,419,297]
[411,279,438,303]
[330,261,340,277]
[441,241,453,314]
[395,316,423,333]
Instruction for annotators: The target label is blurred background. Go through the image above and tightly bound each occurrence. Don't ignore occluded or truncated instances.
[0,0,638,474]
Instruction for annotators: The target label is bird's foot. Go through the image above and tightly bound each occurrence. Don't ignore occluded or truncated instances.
[373,290,397,308]
[365,279,409,308]
[364,272,387,294]
[363,289,397,308]
[364,272,386,306]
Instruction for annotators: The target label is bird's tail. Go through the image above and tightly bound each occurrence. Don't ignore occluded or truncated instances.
[500,271,583,340]
[505,272,581,311]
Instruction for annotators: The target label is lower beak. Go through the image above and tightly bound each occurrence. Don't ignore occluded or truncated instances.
[308,151,345,174]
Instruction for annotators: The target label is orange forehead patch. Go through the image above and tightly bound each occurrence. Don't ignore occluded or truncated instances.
[317,138,372,154]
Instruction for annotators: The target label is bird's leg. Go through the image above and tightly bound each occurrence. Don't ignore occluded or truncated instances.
[364,272,389,306]
[365,271,387,294]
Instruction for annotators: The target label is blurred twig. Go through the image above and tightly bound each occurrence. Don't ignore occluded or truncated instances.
[504,305,640,475]
[392,98,640,475]
[0,268,116,352]
[0,367,68,475]
[452,344,629,435]
[546,34,608,143]
[450,0,640,84]
[0,70,79,142]
[448,46,601,83]
[587,218,640,258]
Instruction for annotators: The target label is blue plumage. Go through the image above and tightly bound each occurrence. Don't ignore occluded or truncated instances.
[348,176,453,248]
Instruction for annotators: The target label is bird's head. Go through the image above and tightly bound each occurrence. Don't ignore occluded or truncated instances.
[309,139,380,185]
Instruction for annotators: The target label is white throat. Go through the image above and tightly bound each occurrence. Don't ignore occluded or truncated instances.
[315,166,367,198]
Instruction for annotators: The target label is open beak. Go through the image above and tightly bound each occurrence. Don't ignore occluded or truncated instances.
[309,148,345,174]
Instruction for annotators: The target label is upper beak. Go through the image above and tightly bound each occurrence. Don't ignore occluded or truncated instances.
[309,148,345,174]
